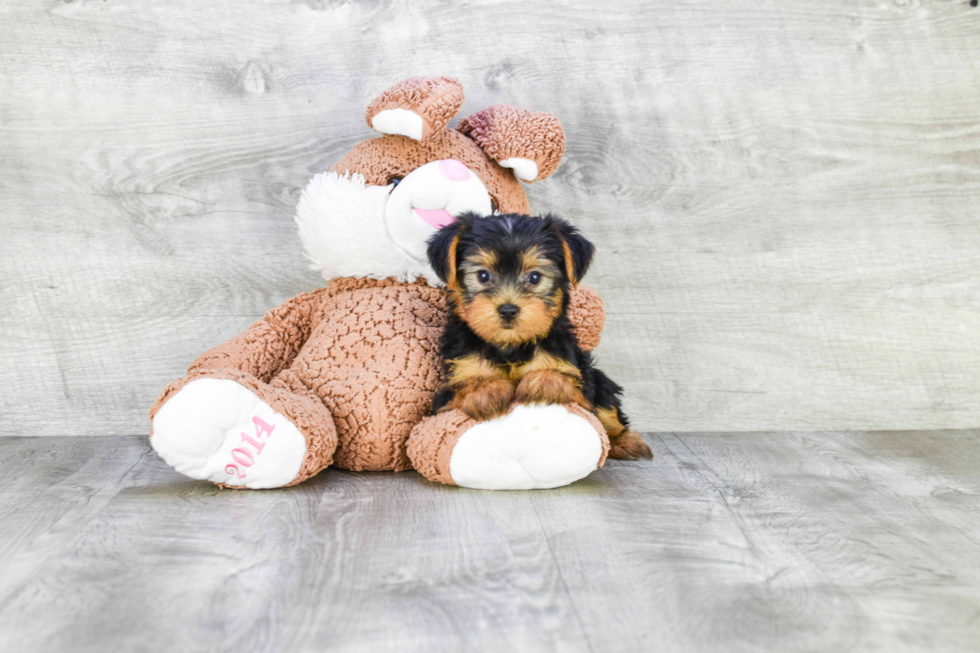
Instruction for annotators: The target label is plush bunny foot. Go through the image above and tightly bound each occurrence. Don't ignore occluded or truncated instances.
[408,404,609,490]
[150,374,337,489]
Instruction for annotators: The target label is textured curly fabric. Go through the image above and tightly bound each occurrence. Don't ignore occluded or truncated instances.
[326,275,426,295]
[365,76,464,142]
[268,279,449,472]
[330,130,531,215]
[406,408,472,485]
[457,105,566,181]
[567,285,605,352]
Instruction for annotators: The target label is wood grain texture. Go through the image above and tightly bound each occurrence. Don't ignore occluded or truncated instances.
[2,0,980,435]
[1,431,979,652]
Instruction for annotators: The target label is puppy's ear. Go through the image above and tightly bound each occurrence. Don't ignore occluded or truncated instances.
[426,213,474,288]
[545,215,595,288]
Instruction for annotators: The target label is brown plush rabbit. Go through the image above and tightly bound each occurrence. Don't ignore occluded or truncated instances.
[149,77,609,490]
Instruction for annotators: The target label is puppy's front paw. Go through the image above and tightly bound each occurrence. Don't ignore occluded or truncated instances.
[515,370,585,407]
[452,378,516,422]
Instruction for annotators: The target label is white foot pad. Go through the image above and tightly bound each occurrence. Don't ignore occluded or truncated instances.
[449,404,604,490]
[151,379,307,489]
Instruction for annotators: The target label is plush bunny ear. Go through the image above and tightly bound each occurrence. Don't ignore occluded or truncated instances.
[457,105,565,182]
[365,77,464,142]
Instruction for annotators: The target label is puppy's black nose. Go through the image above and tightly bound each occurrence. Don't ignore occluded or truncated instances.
[497,303,520,322]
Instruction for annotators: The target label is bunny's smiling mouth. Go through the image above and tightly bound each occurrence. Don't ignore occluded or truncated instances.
[381,159,494,264]
[389,158,491,231]
[412,207,457,229]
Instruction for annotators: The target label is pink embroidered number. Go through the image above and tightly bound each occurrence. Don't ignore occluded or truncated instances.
[240,432,265,454]
[225,416,276,480]
[231,448,254,466]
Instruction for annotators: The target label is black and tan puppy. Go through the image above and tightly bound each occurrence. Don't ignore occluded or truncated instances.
[426,212,652,460]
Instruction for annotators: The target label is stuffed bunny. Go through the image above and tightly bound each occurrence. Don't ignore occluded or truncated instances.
[149,77,609,490]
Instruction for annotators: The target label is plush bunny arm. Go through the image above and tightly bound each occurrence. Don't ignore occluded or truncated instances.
[567,285,606,352]
[188,288,332,382]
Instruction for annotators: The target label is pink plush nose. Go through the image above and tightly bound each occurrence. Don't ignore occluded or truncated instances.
[438,159,471,181]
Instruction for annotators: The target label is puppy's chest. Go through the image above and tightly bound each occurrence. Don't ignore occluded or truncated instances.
[487,347,577,382]
[499,355,540,382]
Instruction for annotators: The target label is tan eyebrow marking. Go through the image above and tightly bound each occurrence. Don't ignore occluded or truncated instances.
[520,246,550,274]
[461,248,498,271]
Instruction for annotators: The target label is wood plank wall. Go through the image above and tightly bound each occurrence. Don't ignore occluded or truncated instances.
[2,0,979,436]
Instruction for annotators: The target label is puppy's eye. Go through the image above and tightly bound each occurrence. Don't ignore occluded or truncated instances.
[477,270,492,284]
[387,176,403,188]
[527,271,543,286]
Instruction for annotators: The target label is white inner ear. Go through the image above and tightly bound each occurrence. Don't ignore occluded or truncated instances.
[499,157,539,182]
[371,108,424,141]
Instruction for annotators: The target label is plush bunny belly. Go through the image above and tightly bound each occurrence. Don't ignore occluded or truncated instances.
[271,281,448,472]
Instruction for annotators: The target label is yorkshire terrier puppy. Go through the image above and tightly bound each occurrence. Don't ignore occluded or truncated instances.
[426,212,652,461]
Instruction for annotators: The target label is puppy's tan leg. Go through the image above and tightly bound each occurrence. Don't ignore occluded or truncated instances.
[597,407,652,460]
[441,354,515,421]
[515,369,591,411]
[447,378,515,422]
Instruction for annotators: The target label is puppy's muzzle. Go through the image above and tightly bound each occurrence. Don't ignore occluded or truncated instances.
[497,303,520,323]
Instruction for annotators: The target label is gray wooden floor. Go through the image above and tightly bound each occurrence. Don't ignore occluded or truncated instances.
[1,432,978,652]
